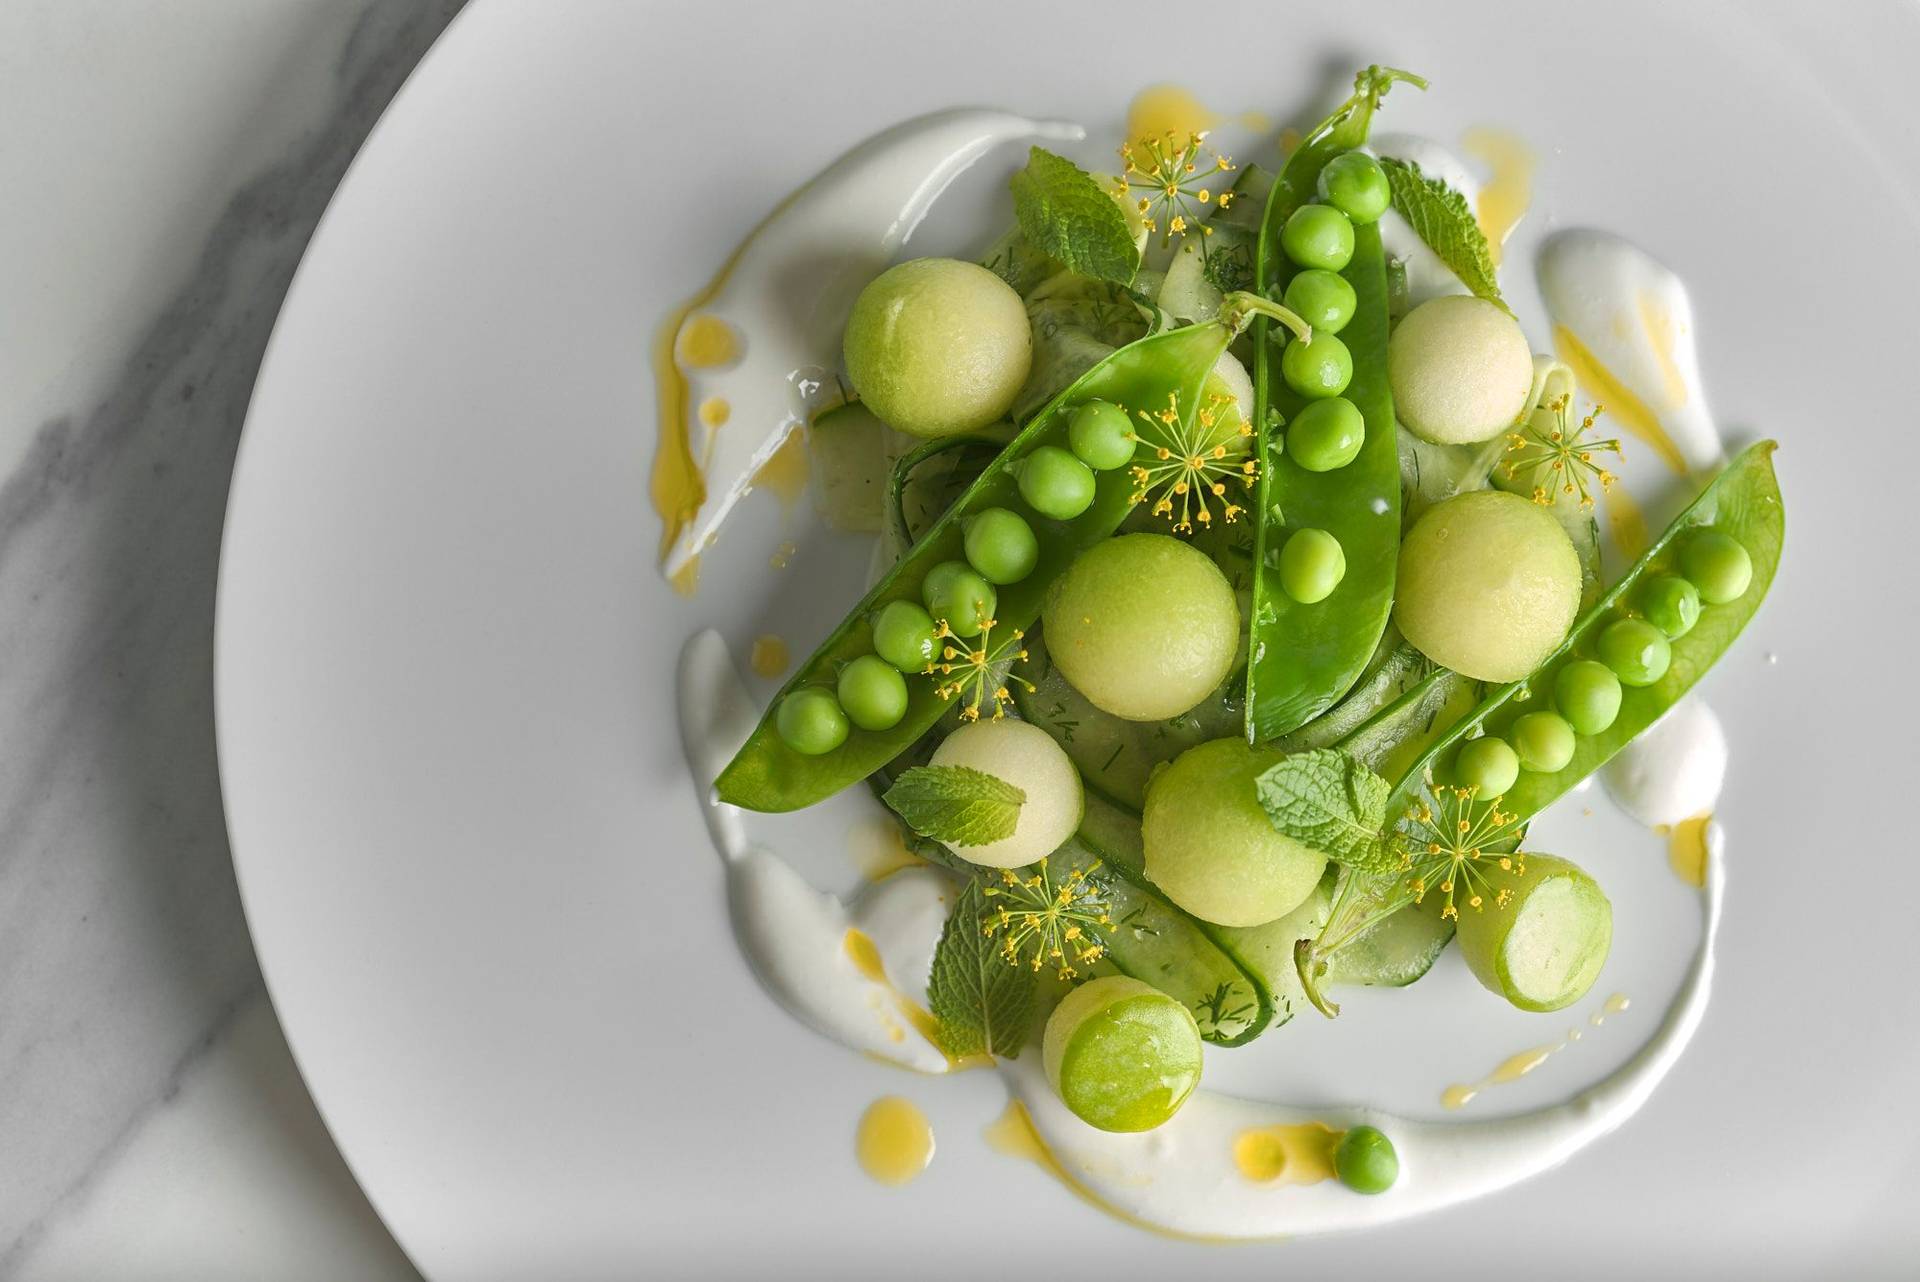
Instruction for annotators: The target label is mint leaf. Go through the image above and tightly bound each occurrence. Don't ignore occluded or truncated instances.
[1010,147,1140,287]
[883,766,1024,846]
[1378,157,1504,307]
[1254,749,1398,873]
[926,880,1034,1058]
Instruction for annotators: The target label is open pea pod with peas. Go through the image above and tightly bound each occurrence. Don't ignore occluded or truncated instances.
[1244,66,1427,743]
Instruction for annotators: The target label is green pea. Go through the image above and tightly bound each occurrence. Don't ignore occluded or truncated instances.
[871,599,939,673]
[1510,711,1577,773]
[1681,529,1753,604]
[1068,400,1136,471]
[1286,397,1364,472]
[1281,330,1354,400]
[1333,1125,1398,1194]
[1317,152,1391,224]
[1597,617,1672,687]
[1017,445,1098,521]
[836,655,909,732]
[1637,575,1701,639]
[1553,659,1623,736]
[922,560,997,636]
[1454,736,1520,797]
[963,507,1038,585]
[1280,203,1355,272]
[1282,268,1357,333]
[1278,528,1346,604]
[775,688,848,756]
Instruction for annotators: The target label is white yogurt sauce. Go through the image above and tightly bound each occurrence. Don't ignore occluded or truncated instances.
[1370,134,1483,307]
[1603,696,1728,827]
[663,110,1084,576]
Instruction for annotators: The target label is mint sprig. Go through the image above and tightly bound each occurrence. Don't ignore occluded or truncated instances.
[1378,156,1504,307]
[1010,147,1140,287]
[926,880,1034,1058]
[882,765,1025,846]
[1254,749,1399,874]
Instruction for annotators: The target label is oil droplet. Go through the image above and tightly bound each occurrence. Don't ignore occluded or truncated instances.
[1461,127,1534,267]
[856,1096,935,1187]
[1277,126,1301,156]
[1125,84,1218,142]
[698,397,730,429]
[844,928,889,984]
[769,540,797,570]
[847,813,923,883]
[675,313,739,369]
[1232,1123,1340,1185]
[1592,992,1631,1026]
[1443,994,1632,1108]
[1552,324,1688,475]
[1603,481,1652,563]
[749,634,789,678]
[1667,813,1713,887]
[754,428,811,510]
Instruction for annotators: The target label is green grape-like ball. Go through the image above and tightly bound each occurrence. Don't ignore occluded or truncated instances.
[1017,445,1097,521]
[1318,152,1392,224]
[1333,1125,1400,1194]
[928,719,1083,868]
[836,655,908,732]
[1454,736,1520,797]
[843,257,1032,438]
[1143,739,1329,927]
[775,688,848,756]
[1283,268,1357,333]
[1395,491,1582,682]
[963,507,1038,585]
[871,599,939,673]
[1281,330,1354,399]
[1043,534,1239,722]
[1279,527,1347,604]
[1597,618,1672,687]
[1638,575,1702,639]
[1455,854,1612,1012]
[1281,203,1356,271]
[1388,296,1534,444]
[1510,711,1577,773]
[1287,397,1365,472]
[1681,529,1753,604]
[1068,400,1136,471]
[921,560,996,637]
[1554,659,1623,736]
[1044,976,1202,1133]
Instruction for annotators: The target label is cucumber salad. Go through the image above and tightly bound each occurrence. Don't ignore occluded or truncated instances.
[671,66,1782,1236]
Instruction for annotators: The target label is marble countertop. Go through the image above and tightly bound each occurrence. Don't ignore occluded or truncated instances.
[1,3,460,1276]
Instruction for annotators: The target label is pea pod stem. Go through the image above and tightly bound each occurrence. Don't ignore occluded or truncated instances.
[1221,290,1312,345]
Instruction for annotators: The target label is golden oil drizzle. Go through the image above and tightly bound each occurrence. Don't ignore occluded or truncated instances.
[1232,1122,1340,1186]
[1125,84,1218,142]
[1603,480,1652,563]
[856,1096,935,1187]
[1552,324,1687,475]
[1461,126,1534,267]
[754,428,811,511]
[1442,992,1631,1109]
[748,634,789,678]
[1661,813,1713,887]
[844,929,987,1071]
[846,813,925,883]
[668,558,700,598]
[698,397,730,430]
[1635,290,1691,408]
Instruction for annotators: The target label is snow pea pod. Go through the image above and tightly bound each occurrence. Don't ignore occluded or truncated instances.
[1246,68,1424,742]
[716,320,1233,812]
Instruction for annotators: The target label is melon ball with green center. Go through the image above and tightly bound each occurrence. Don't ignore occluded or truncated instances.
[1143,739,1329,927]
[1042,534,1239,722]
[1388,295,1534,444]
[1454,854,1612,1012]
[1044,976,1202,1133]
[1395,490,1582,682]
[843,257,1032,438]
[927,719,1083,868]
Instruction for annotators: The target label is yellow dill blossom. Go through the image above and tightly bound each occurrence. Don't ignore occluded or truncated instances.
[982,860,1112,978]
[1398,784,1527,921]
[930,616,1035,722]
[1128,388,1257,534]
[1504,396,1623,511]
[1112,131,1237,250]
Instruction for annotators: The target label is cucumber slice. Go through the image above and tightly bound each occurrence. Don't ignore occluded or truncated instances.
[1323,900,1454,988]
[1211,881,1331,1025]
[810,402,893,534]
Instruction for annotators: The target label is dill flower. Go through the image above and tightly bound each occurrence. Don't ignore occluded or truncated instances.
[982,860,1112,978]
[1128,388,1258,533]
[1504,396,1623,511]
[1398,783,1528,921]
[1112,131,1237,250]
[929,616,1035,722]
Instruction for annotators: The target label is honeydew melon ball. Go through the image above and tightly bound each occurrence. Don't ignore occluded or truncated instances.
[1388,296,1534,444]
[1454,854,1613,1012]
[844,258,1032,438]
[1044,976,1202,1133]
[1395,490,1581,682]
[1143,738,1329,927]
[928,719,1083,868]
[1042,534,1239,722]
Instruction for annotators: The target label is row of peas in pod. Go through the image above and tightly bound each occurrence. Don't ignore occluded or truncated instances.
[1452,529,1757,794]
[1268,150,1392,609]
[773,400,1141,756]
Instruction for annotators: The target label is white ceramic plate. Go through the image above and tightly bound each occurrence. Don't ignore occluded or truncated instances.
[217,2,1920,1275]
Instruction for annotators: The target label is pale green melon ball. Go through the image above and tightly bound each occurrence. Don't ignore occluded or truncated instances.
[1043,976,1202,1133]
[1395,490,1582,682]
[1388,296,1533,444]
[843,257,1032,438]
[1042,534,1239,722]
[1143,738,1328,927]
[928,719,1083,868]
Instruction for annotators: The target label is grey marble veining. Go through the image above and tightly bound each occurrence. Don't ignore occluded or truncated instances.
[0,3,460,1267]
